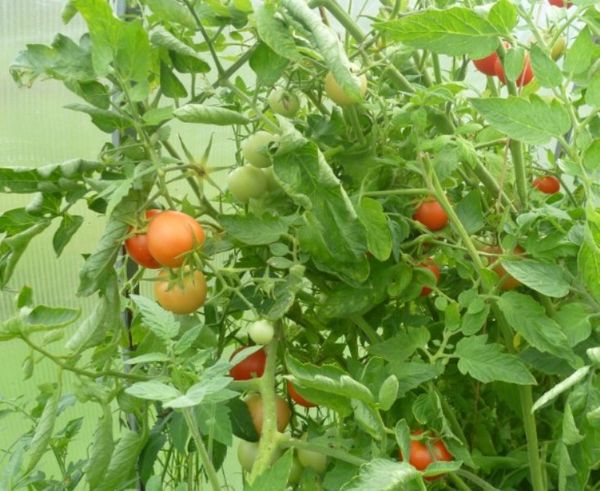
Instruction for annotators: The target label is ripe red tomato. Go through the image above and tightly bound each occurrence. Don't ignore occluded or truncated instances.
[154,270,207,314]
[533,176,560,195]
[548,0,572,7]
[473,52,499,76]
[245,393,291,434]
[229,347,266,380]
[494,55,534,87]
[125,209,161,269]
[419,261,441,297]
[398,432,452,479]
[146,211,205,268]
[413,200,448,231]
[287,380,317,408]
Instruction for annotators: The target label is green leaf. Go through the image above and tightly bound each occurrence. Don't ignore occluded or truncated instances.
[126,381,182,402]
[25,305,79,328]
[150,27,209,71]
[144,0,197,30]
[376,7,501,59]
[96,430,148,491]
[532,367,590,412]
[553,303,592,347]
[501,259,570,298]
[583,140,600,171]
[455,335,536,385]
[160,61,188,98]
[274,133,369,284]
[281,0,362,102]
[357,197,392,261]
[488,0,518,35]
[470,96,571,145]
[455,190,484,234]
[174,104,250,125]
[263,266,305,321]
[368,327,430,363]
[255,4,301,62]
[226,397,259,442]
[246,450,293,491]
[115,19,151,85]
[0,221,51,288]
[586,74,600,108]
[341,459,422,491]
[86,406,114,489]
[165,376,235,408]
[66,104,131,133]
[562,404,584,446]
[423,460,463,479]
[125,352,170,364]
[196,404,233,446]
[249,42,288,86]
[378,375,399,411]
[286,353,375,405]
[221,214,292,246]
[24,388,59,473]
[353,399,385,440]
[498,292,578,365]
[389,361,445,397]
[78,218,128,296]
[131,294,180,341]
[530,44,562,88]
[53,214,84,256]
[564,27,594,75]
[578,242,600,300]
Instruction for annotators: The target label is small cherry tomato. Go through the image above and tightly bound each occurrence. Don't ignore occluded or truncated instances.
[418,260,441,297]
[248,320,275,345]
[324,68,367,106]
[146,211,205,268]
[287,380,317,408]
[268,88,300,118]
[297,443,328,473]
[399,431,452,479]
[413,199,448,231]
[473,42,510,76]
[125,209,161,269]
[227,165,268,202]
[494,54,534,87]
[242,131,279,168]
[245,393,291,434]
[153,270,207,314]
[229,347,267,380]
[548,0,573,7]
[533,176,560,194]
[237,439,282,473]
[550,36,567,60]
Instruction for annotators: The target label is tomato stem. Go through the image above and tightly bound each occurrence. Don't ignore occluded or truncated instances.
[279,435,367,466]
[518,385,546,491]
[181,408,221,491]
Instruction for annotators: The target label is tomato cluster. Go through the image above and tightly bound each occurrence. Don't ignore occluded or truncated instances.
[125,210,208,314]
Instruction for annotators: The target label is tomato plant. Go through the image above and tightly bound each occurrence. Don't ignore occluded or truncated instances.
[2,0,600,490]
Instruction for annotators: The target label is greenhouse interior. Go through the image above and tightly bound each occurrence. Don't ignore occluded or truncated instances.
[1,0,599,489]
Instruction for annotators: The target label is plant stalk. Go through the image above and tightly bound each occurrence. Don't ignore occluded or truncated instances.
[182,408,221,491]
[518,385,546,491]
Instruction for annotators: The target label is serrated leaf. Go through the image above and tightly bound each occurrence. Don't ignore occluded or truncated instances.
[471,96,571,145]
[530,44,562,88]
[378,375,399,411]
[165,377,235,408]
[86,406,114,489]
[144,0,197,30]
[341,459,422,491]
[131,294,180,341]
[501,259,570,298]
[455,335,536,385]
[221,214,292,246]
[255,4,301,62]
[357,197,392,261]
[368,327,430,363]
[376,7,501,59]
[498,292,578,365]
[53,214,84,256]
[174,104,250,125]
[24,389,59,473]
[126,381,182,402]
[562,404,584,446]
[96,430,148,491]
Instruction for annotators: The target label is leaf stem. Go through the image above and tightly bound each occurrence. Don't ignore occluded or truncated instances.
[278,434,367,466]
[181,408,221,491]
[456,469,501,491]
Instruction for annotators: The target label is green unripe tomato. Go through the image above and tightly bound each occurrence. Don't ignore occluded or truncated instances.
[297,445,328,473]
[237,439,259,473]
[324,69,367,106]
[248,319,275,345]
[551,36,567,60]
[241,131,279,168]
[268,88,300,117]
[227,165,268,202]
[262,166,280,192]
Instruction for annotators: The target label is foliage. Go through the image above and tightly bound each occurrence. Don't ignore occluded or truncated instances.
[1,0,600,489]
